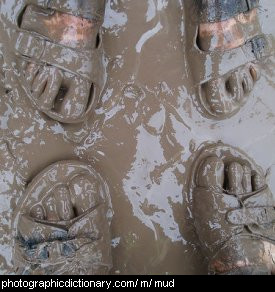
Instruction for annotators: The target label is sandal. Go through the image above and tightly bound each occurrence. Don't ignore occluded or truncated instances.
[185,0,274,120]
[12,160,112,275]
[9,0,106,124]
[189,143,275,274]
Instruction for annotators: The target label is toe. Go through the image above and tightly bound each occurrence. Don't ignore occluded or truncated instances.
[242,165,252,193]
[227,162,244,195]
[226,70,243,102]
[25,63,40,85]
[249,64,261,82]
[59,77,91,120]
[69,175,101,216]
[197,156,224,189]
[43,195,59,222]
[241,70,254,94]
[252,172,266,191]
[31,68,48,99]
[203,78,234,116]
[203,71,244,117]
[30,205,46,220]
[38,67,63,111]
[53,185,75,221]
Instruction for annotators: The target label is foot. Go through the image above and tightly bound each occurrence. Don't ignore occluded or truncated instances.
[14,161,112,275]
[194,1,267,118]
[201,62,261,117]
[16,3,104,123]
[192,144,275,275]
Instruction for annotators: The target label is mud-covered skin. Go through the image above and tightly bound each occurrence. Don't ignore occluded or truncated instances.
[185,0,273,120]
[191,143,275,275]
[201,62,261,116]
[13,161,112,275]
[0,0,106,125]
[0,0,275,275]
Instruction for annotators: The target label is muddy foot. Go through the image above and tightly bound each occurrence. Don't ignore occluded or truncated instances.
[13,161,112,275]
[14,2,105,124]
[201,62,261,116]
[191,143,275,275]
[186,0,271,119]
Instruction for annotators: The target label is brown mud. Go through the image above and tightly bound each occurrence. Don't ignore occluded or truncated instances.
[0,0,274,274]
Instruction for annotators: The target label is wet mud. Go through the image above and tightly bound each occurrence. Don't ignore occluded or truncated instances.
[0,0,274,274]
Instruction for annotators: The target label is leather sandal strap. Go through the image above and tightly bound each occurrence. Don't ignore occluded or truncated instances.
[13,31,100,83]
[192,34,273,86]
[227,206,275,226]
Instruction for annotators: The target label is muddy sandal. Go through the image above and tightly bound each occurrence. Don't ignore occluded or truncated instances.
[189,143,275,275]
[185,0,274,120]
[12,161,112,275]
[9,0,105,124]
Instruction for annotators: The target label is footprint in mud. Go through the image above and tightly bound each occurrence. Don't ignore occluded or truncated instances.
[186,0,271,119]
[13,1,106,124]
[190,143,275,275]
[13,161,112,275]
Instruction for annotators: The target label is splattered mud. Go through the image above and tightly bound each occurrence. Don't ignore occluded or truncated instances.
[0,0,274,274]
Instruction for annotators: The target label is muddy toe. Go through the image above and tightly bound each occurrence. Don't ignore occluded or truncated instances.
[25,63,40,85]
[242,165,252,193]
[42,195,60,222]
[56,76,91,120]
[241,70,254,94]
[197,156,224,189]
[249,64,261,82]
[30,205,46,221]
[252,172,266,191]
[241,63,260,94]
[227,162,244,195]
[70,175,101,216]
[38,67,63,111]
[53,185,75,221]
[27,66,92,120]
[225,69,244,103]
[31,68,49,99]
[202,73,242,117]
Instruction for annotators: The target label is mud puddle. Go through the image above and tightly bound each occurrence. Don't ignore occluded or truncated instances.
[0,0,274,275]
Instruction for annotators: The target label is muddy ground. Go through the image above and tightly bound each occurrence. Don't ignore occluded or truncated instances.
[0,0,274,275]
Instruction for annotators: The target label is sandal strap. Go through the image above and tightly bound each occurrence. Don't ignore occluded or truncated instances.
[48,0,105,20]
[17,238,93,265]
[227,206,275,226]
[23,0,105,20]
[199,0,259,23]
[13,30,101,83]
[192,34,273,86]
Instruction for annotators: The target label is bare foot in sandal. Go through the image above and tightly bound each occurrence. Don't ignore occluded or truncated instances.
[13,161,112,275]
[191,143,275,275]
[186,0,272,119]
[13,1,105,124]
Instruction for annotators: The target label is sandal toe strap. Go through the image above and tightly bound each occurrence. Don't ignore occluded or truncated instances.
[227,206,275,226]
[13,31,100,83]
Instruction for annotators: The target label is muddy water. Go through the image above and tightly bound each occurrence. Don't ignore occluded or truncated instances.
[0,0,274,275]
